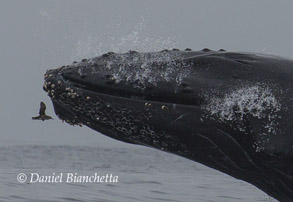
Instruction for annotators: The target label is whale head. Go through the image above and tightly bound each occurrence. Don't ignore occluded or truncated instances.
[43,50,209,145]
[43,49,293,201]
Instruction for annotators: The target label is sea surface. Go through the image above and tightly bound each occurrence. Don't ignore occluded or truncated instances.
[0,145,276,202]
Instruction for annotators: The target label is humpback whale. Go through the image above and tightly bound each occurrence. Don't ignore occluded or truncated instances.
[43,49,293,201]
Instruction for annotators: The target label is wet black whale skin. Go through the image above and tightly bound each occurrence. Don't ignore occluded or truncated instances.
[44,49,293,202]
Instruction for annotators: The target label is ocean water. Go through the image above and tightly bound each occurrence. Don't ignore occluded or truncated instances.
[0,145,276,202]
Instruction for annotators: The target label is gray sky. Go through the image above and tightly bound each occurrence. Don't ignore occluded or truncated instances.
[0,0,293,146]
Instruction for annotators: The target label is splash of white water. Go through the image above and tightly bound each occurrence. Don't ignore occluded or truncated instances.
[204,84,282,135]
[69,17,178,62]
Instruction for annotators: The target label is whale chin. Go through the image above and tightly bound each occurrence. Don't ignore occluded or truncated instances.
[44,49,293,202]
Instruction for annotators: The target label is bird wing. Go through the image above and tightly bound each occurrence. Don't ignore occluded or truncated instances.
[39,102,46,115]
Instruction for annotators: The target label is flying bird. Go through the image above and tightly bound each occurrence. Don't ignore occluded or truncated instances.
[32,101,53,121]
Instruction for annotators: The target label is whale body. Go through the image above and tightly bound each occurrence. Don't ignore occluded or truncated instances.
[43,49,293,201]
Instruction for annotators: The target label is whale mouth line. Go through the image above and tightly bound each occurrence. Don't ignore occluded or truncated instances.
[62,74,149,101]
[58,73,202,107]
